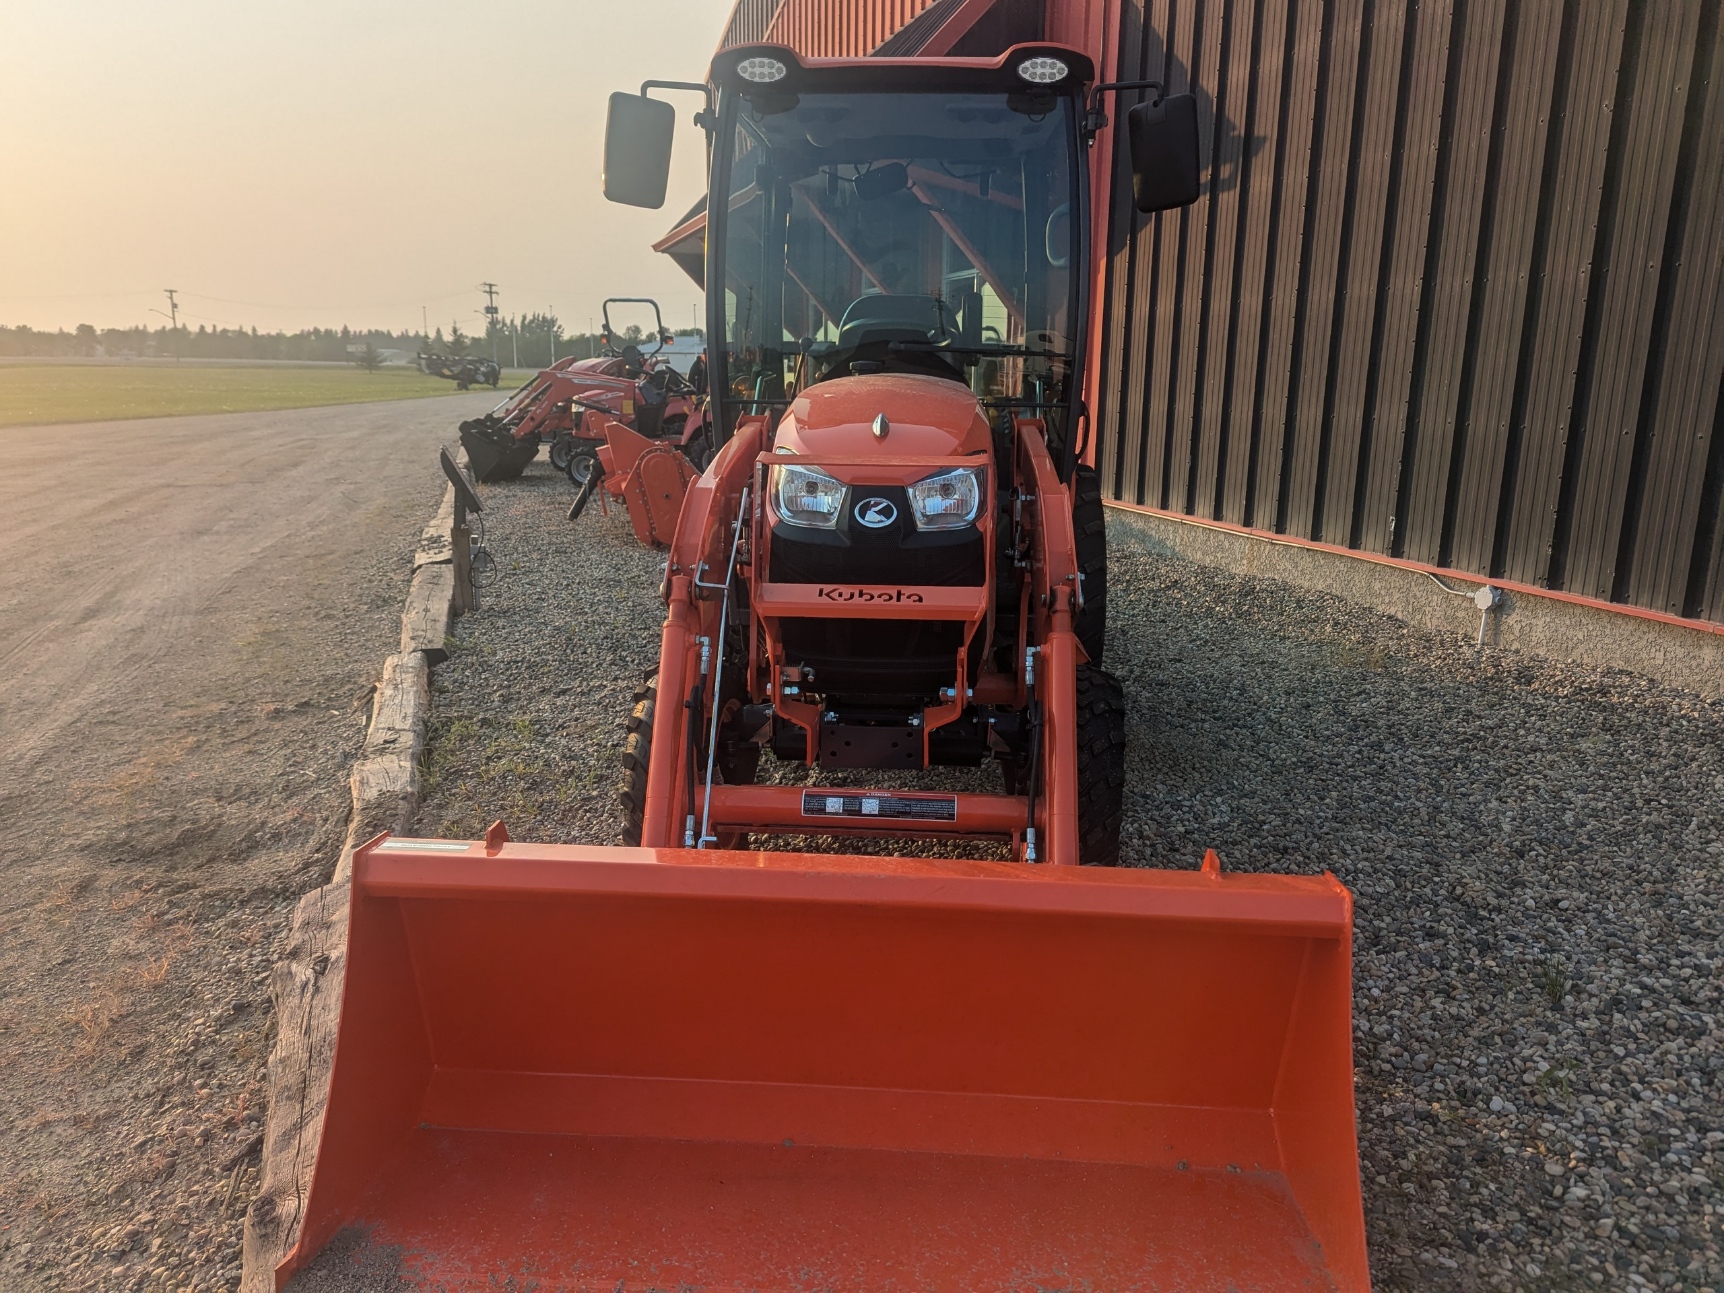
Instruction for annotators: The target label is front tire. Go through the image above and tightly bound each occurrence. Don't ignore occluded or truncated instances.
[1074,664,1127,866]
[566,450,601,521]
[618,673,757,848]
[1071,465,1108,665]
[619,676,656,846]
[566,448,598,486]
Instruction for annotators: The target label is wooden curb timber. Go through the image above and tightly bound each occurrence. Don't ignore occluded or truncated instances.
[238,881,348,1289]
[241,447,476,1291]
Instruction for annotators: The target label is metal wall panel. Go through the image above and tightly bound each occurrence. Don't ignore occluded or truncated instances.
[1555,0,1703,602]
[1395,0,1510,566]
[1218,0,1293,524]
[1247,0,1324,528]
[1279,0,1365,540]
[1144,0,1190,510]
[1095,0,1724,623]
[1444,0,1564,576]
[721,0,781,47]
[1354,0,1452,555]
[1192,0,1268,520]
[1316,0,1406,545]
[766,0,940,57]
[1631,12,1723,615]
[1495,0,1626,588]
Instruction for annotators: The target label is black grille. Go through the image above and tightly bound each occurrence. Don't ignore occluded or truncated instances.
[778,618,966,697]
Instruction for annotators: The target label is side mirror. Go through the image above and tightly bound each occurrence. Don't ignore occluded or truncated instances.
[604,92,676,208]
[1127,93,1201,213]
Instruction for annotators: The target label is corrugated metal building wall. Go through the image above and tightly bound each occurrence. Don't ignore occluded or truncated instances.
[710,0,1724,624]
[721,0,782,48]
[765,0,940,56]
[1096,0,1724,622]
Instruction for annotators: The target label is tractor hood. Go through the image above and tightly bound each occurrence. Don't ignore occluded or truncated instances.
[775,375,991,466]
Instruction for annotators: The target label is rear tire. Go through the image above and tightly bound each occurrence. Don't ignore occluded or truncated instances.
[1074,664,1127,867]
[1071,465,1108,665]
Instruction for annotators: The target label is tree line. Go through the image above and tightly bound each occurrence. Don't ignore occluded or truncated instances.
[1,317,704,369]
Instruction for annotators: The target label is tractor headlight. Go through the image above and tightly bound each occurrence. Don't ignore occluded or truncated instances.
[771,463,846,529]
[736,56,789,84]
[907,466,983,530]
[1016,56,1070,84]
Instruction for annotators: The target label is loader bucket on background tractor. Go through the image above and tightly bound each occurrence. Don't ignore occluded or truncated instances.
[457,418,540,482]
[278,835,1369,1292]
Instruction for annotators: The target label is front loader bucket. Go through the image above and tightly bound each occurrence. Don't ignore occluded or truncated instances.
[282,839,1369,1291]
[457,422,539,482]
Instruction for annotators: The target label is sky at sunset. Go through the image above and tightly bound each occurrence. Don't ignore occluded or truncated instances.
[0,1,732,336]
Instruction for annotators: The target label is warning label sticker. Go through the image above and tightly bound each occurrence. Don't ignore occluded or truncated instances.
[800,792,958,823]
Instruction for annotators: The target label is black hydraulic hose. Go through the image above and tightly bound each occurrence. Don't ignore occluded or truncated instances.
[1022,697,1043,861]
[684,681,704,845]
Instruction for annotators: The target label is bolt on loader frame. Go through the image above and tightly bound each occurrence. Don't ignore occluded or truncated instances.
[272,42,1369,1293]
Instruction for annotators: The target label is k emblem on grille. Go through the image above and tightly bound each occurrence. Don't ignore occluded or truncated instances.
[854,497,897,528]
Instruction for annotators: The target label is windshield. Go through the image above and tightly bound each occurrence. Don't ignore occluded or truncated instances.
[716,89,1080,440]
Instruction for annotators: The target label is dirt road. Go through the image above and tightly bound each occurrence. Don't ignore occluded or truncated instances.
[0,392,498,1291]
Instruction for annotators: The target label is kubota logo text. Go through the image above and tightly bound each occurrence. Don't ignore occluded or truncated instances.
[816,586,925,603]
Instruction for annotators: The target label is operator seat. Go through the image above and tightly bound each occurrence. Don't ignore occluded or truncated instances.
[833,294,965,384]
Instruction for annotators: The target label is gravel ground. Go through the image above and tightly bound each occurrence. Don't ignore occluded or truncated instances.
[415,463,1723,1292]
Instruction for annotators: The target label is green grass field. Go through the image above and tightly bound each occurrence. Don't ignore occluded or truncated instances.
[0,364,486,428]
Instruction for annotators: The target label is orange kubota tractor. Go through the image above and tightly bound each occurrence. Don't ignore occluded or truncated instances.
[278,44,1369,1292]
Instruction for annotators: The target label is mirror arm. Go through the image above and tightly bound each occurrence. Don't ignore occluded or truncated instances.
[1083,79,1164,141]
[640,80,716,134]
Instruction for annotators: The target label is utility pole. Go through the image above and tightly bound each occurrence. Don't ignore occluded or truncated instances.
[422,305,429,348]
[549,304,555,364]
[157,290,181,361]
[480,282,500,363]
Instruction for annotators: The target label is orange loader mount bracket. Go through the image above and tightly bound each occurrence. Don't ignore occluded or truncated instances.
[278,834,1369,1292]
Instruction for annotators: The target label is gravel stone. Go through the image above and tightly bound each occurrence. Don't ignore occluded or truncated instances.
[413,470,1724,1292]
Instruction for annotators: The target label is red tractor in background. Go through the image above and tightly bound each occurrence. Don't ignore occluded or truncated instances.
[456,297,711,485]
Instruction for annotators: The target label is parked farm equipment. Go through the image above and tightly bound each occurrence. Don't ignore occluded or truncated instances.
[272,43,1367,1292]
[418,351,501,390]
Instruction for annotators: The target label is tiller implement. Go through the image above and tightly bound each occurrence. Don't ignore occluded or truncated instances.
[279,42,1369,1292]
